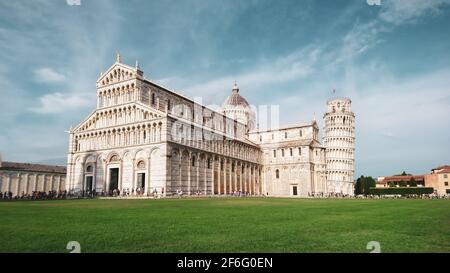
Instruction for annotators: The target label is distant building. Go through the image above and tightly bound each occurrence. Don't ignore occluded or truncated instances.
[424,165,450,195]
[0,154,66,197]
[376,175,425,188]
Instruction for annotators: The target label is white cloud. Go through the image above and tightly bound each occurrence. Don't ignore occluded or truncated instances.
[379,0,450,25]
[29,92,92,114]
[182,46,319,102]
[33,67,66,83]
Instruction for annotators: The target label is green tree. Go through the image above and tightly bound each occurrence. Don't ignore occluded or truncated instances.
[354,176,376,195]
[408,178,417,187]
[363,176,376,194]
[399,180,408,187]
[355,176,364,195]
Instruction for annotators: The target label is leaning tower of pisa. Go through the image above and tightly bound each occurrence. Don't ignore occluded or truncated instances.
[323,97,355,195]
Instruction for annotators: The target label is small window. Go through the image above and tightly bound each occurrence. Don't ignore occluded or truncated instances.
[207,158,211,169]
[167,99,171,111]
[290,148,293,156]
[445,182,449,186]
[281,149,285,157]
[276,169,280,179]
[298,147,302,156]
[273,150,276,158]
[285,132,288,139]
[260,135,262,142]
[151,93,156,105]
[86,165,93,173]
[444,174,448,179]
[271,134,274,140]
[299,130,302,137]
[137,160,145,169]
[192,157,196,167]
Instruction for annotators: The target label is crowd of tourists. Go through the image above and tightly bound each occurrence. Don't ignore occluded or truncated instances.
[0,190,69,200]
[2,189,448,201]
[308,192,352,198]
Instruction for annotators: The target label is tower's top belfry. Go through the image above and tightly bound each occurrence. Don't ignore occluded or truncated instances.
[325,97,353,115]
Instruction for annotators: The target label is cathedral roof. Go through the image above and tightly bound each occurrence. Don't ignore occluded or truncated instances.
[222,82,250,108]
[0,162,66,174]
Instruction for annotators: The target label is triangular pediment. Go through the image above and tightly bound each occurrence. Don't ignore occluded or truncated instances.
[73,102,164,133]
[97,62,143,87]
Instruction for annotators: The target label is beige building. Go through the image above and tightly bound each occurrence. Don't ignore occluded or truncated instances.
[66,55,356,197]
[248,124,327,196]
[0,154,66,197]
[425,165,450,195]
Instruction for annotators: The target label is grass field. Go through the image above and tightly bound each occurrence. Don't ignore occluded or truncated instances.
[0,197,449,253]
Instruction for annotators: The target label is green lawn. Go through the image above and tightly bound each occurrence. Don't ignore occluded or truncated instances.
[0,197,449,253]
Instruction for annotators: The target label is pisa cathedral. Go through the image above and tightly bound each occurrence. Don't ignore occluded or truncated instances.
[67,55,355,197]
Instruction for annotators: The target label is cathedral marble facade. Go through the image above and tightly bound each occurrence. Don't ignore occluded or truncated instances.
[66,55,355,197]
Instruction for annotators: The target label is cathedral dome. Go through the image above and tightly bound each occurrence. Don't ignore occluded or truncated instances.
[222,82,250,108]
[221,82,256,132]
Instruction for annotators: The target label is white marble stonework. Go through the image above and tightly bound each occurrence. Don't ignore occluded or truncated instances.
[66,55,356,197]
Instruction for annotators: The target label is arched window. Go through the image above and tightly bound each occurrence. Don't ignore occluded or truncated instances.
[86,165,93,173]
[151,93,156,105]
[110,155,119,162]
[137,160,145,169]
[276,169,280,179]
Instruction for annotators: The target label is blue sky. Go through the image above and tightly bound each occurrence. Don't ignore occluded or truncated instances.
[0,0,449,177]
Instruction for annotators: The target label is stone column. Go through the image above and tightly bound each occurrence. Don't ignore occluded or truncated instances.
[187,154,191,195]
[145,154,151,196]
[196,157,199,192]
[204,158,207,194]
[42,174,47,192]
[51,175,55,192]
[7,173,11,193]
[239,163,242,192]
[217,159,221,195]
[103,161,107,193]
[223,159,227,195]
[24,174,29,195]
[228,161,232,193]
[15,173,21,196]
[211,157,215,195]
[131,158,136,194]
[234,161,238,191]
[119,159,123,191]
[33,174,38,192]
